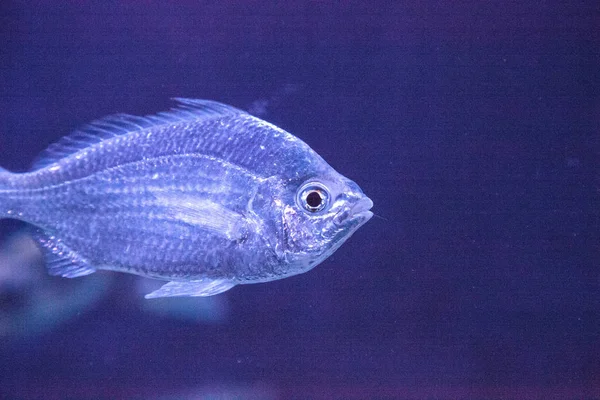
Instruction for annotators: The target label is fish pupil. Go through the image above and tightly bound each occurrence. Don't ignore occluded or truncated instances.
[306,191,323,210]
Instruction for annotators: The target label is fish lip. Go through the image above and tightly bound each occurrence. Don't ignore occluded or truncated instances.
[353,210,374,221]
[351,196,374,216]
[347,196,374,224]
[333,196,373,227]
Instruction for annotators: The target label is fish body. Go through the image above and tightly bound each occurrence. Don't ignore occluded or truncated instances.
[0,99,373,298]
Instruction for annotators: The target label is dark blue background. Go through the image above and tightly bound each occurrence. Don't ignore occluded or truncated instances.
[0,1,598,399]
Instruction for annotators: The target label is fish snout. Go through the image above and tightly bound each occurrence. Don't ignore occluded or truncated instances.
[350,196,373,221]
[333,195,373,227]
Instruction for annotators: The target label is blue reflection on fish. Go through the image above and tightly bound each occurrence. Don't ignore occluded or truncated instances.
[0,99,373,298]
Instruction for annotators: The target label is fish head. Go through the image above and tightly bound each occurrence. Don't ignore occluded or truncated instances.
[273,172,373,275]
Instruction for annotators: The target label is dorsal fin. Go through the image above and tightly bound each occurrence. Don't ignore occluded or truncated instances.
[31,99,244,170]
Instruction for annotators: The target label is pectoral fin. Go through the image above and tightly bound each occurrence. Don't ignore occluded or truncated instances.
[144,279,236,299]
[153,192,246,241]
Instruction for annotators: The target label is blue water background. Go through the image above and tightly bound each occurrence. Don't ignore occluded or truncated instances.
[0,1,598,399]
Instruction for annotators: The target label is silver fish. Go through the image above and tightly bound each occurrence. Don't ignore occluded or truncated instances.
[0,99,373,298]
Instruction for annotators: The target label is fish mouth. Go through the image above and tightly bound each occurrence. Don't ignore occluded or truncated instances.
[350,196,374,222]
[334,196,373,227]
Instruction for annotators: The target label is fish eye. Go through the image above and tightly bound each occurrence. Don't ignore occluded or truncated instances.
[296,182,330,213]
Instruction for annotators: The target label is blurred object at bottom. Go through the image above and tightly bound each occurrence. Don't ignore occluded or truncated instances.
[152,383,278,400]
[0,230,111,342]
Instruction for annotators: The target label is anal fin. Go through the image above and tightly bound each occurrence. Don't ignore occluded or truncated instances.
[32,229,96,278]
[145,279,235,299]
